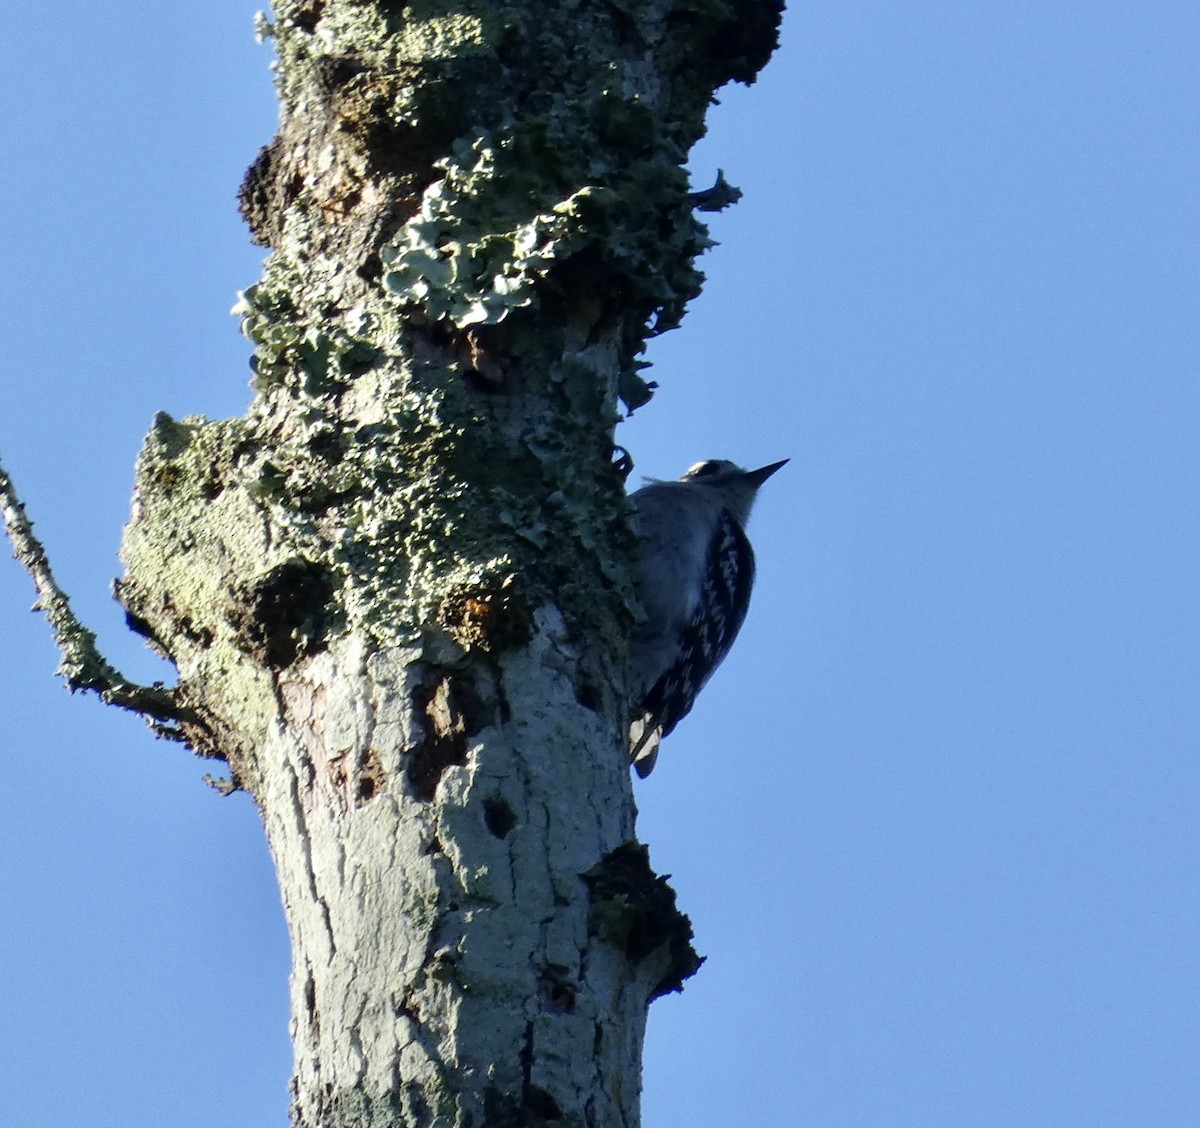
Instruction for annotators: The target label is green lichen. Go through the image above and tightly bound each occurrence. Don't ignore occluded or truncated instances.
[379,110,709,345]
[382,145,597,329]
[120,414,306,773]
[127,0,781,777]
[235,266,381,395]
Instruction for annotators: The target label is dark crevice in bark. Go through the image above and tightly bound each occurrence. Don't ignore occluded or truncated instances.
[407,672,490,801]
[483,794,517,839]
[539,963,578,1014]
[229,557,338,669]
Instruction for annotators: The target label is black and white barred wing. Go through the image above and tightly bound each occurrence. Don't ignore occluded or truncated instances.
[630,510,756,776]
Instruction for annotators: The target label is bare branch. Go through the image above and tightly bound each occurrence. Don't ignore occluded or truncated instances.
[0,455,189,734]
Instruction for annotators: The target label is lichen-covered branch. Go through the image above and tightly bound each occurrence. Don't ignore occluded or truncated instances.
[0,456,188,736]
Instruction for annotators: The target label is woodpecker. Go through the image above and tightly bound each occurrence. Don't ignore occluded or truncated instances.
[627,458,787,776]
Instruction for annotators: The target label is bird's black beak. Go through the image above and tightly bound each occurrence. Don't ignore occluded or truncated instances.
[745,459,789,486]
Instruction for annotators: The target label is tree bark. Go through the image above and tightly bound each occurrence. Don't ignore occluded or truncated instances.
[33,2,783,1123]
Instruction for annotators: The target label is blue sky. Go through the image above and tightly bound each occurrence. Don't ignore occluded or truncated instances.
[2,3,1198,1125]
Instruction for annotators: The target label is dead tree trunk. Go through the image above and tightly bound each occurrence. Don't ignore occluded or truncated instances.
[3,2,782,1124]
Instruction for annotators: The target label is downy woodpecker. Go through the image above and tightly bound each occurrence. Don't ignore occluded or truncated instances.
[628,458,787,776]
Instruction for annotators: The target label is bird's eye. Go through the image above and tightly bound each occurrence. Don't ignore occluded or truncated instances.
[689,461,723,478]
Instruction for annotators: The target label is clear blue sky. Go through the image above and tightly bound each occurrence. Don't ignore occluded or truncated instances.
[2,4,1198,1125]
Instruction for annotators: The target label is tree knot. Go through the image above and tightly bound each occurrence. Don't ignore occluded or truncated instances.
[581,842,704,1000]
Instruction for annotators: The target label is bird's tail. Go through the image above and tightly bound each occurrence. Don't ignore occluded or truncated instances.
[628,715,662,777]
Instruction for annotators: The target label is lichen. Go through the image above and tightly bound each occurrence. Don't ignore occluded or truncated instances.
[18,7,802,1128]
[124,0,785,794]
[380,128,707,346]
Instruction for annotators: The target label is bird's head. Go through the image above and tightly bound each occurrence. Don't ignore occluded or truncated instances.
[679,458,788,523]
